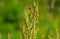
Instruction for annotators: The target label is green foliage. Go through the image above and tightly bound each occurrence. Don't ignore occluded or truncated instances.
[0,0,60,39]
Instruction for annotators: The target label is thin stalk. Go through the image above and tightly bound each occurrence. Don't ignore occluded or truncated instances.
[8,32,10,39]
[51,0,55,9]
[48,35,52,39]
[56,28,59,39]
[0,32,1,39]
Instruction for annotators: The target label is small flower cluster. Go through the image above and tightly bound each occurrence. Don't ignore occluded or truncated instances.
[22,1,39,39]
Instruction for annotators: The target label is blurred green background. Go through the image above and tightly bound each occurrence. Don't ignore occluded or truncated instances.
[0,0,60,39]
